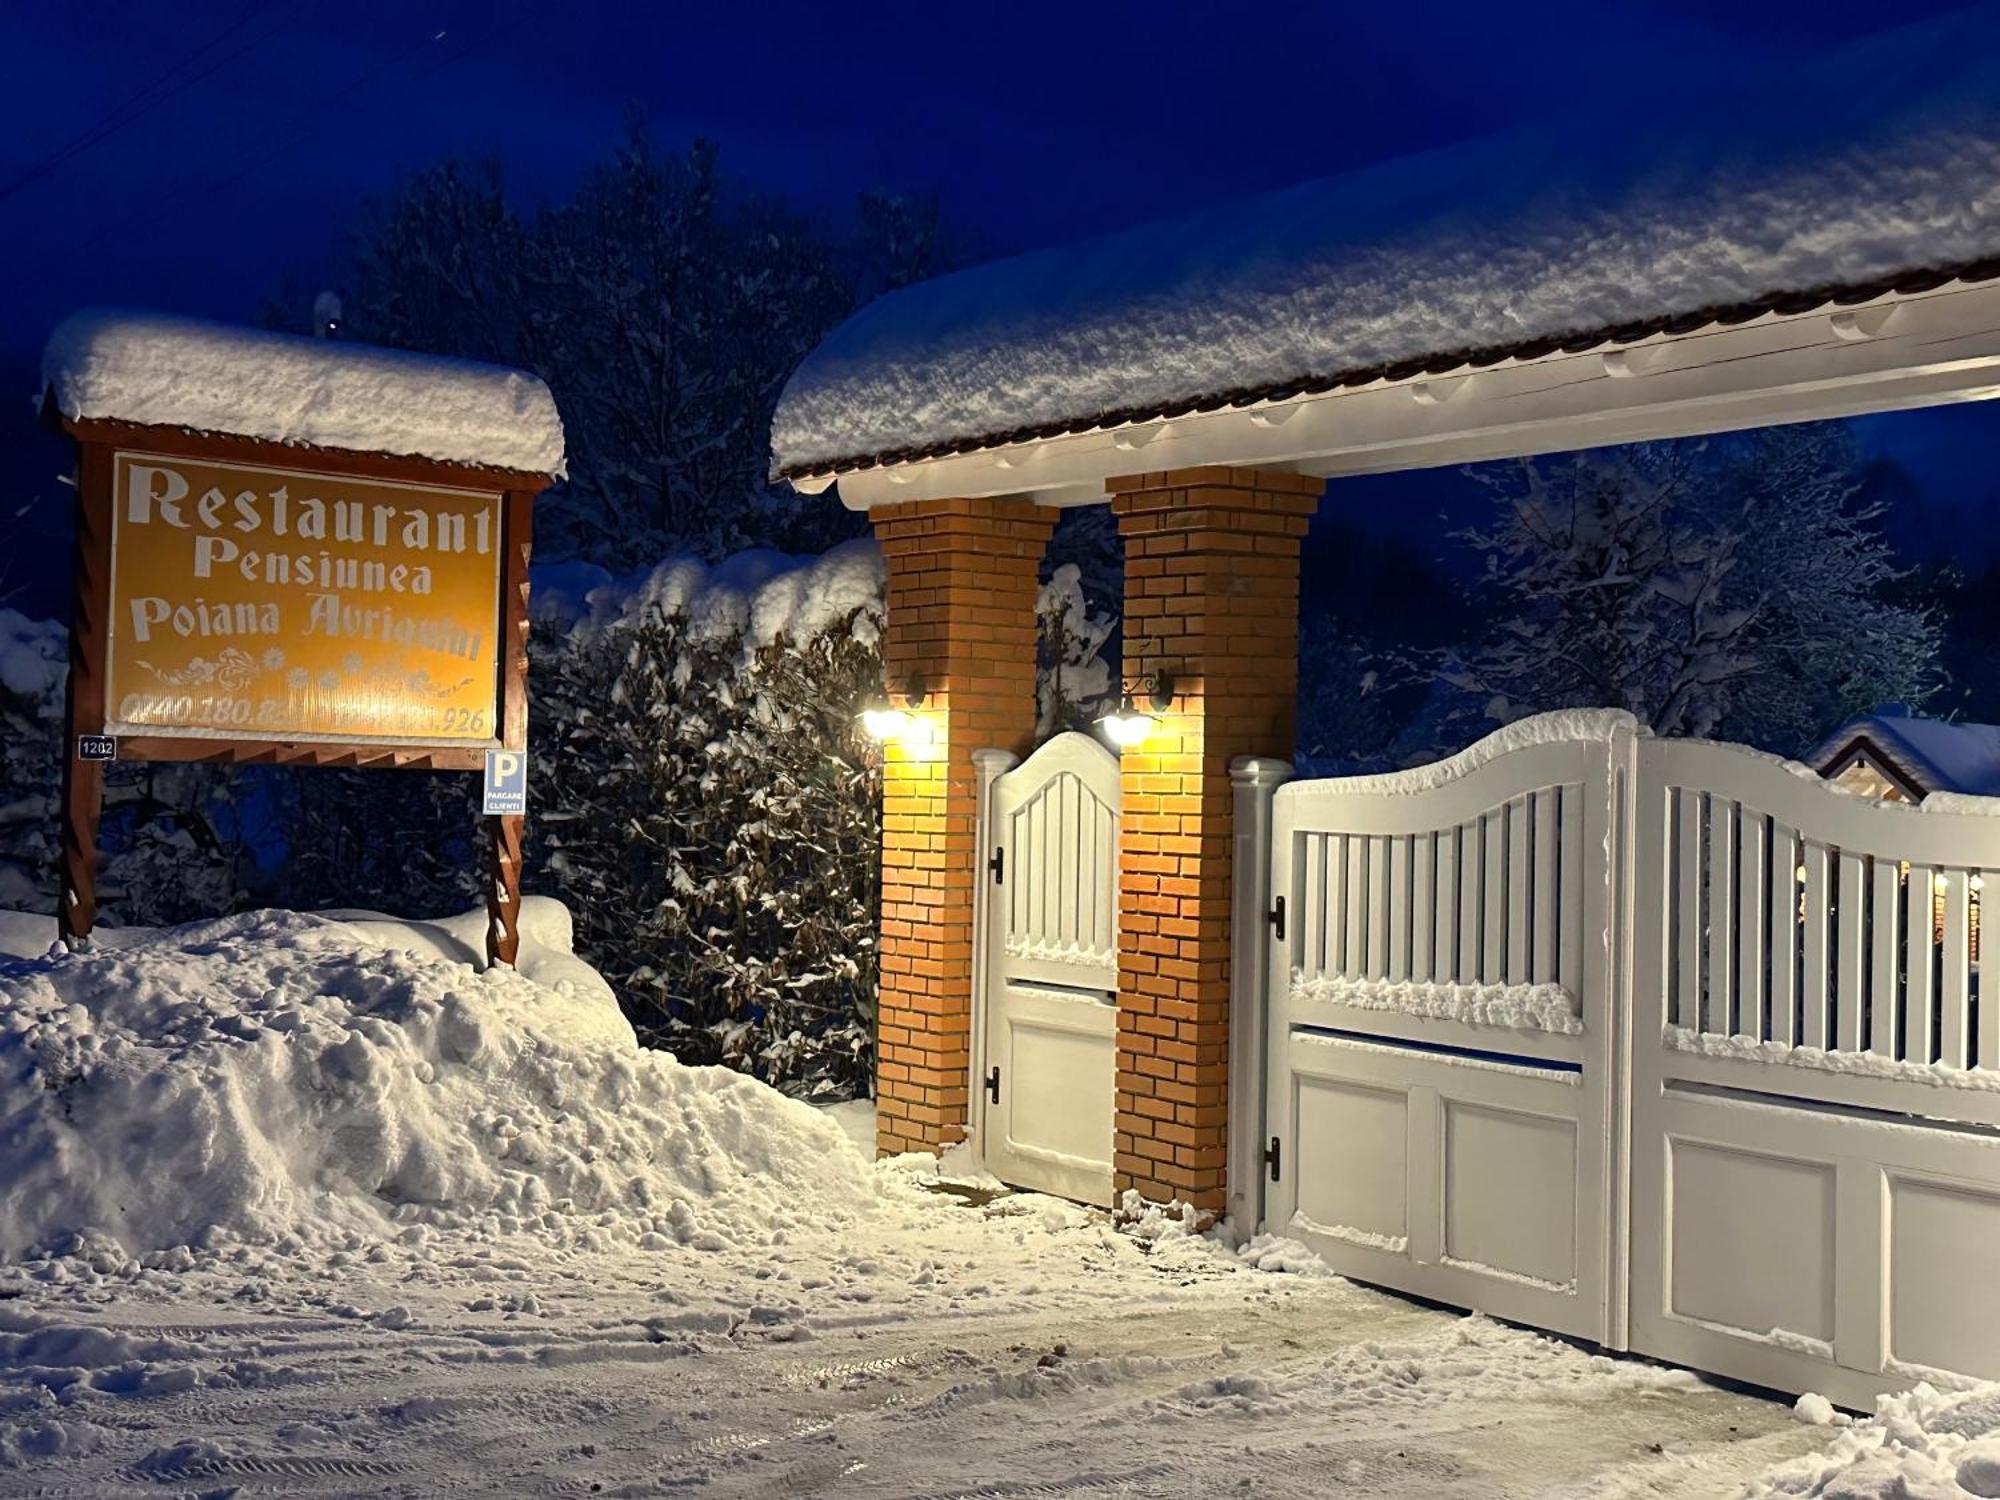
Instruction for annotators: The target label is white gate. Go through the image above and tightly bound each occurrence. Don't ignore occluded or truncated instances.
[972,732,1120,1206]
[1253,711,2000,1401]
[1630,736,2000,1407]
[1260,712,1634,1344]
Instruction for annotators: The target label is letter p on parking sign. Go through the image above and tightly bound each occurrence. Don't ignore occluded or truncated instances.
[483,750,527,815]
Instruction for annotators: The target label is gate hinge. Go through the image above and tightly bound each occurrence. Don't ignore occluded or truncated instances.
[1267,895,1286,942]
[1264,1135,1282,1183]
[988,847,1005,884]
[985,1066,1001,1104]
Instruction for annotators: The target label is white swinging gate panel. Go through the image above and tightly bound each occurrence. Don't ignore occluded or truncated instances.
[1630,737,2000,1408]
[1254,712,2000,1403]
[973,732,1120,1207]
[1262,717,1633,1345]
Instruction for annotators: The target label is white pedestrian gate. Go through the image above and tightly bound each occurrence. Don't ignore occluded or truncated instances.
[1252,712,2000,1403]
[972,732,1120,1207]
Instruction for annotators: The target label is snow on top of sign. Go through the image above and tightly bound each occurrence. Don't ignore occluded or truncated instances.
[42,310,565,476]
[772,4,2000,475]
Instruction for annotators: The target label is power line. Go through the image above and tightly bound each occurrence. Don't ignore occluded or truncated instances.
[39,3,550,279]
[0,2,292,209]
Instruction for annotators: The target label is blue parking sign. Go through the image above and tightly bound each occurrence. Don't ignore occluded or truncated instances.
[483,750,527,815]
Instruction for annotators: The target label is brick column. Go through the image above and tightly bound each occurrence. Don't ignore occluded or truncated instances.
[1110,466,1321,1216]
[871,497,1057,1157]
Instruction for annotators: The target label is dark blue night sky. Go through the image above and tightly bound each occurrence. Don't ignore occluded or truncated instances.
[3,0,1996,611]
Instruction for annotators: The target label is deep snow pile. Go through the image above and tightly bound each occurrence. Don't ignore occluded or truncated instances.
[0,899,881,1263]
[1751,1383,2000,1498]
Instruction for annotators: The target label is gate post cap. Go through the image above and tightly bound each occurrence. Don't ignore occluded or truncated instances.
[1229,755,1292,789]
[972,748,1020,775]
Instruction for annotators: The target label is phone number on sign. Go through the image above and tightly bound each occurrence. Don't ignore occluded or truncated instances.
[115,693,492,738]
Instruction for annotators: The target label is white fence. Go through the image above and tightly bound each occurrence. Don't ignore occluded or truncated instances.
[1247,712,2000,1405]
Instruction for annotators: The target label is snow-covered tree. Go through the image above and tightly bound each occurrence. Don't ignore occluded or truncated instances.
[1445,425,1939,754]
[297,124,954,569]
[1036,564,1116,738]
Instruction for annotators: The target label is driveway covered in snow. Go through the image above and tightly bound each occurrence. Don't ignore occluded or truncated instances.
[0,907,1986,1497]
[0,1192,1836,1498]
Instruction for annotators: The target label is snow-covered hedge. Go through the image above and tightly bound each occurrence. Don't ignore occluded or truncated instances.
[526,542,886,1098]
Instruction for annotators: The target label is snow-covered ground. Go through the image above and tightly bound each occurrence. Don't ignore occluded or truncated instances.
[0,905,1989,1497]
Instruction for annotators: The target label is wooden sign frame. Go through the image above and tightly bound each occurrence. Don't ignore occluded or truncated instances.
[55,415,550,965]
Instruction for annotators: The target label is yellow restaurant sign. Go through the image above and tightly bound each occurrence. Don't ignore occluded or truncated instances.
[105,450,503,744]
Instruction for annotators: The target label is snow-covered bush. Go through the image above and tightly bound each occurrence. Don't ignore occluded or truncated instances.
[0,612,64,910]
[527,543,885,1098]
[0,610,262,924]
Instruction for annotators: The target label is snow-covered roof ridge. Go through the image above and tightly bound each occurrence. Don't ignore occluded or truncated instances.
[42,309,566,477]
[772,4,2000,480]
[1812,711,2000,800]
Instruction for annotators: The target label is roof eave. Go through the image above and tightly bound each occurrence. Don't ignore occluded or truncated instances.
[781,270,2000,511]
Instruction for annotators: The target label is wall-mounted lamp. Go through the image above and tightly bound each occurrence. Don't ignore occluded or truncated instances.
[860,675,934,746]
[1097,670,1175,750]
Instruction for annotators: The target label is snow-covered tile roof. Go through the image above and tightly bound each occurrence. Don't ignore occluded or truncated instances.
[42,310,565,476]
[1813,712,2000,800]
[772,5,2000,481]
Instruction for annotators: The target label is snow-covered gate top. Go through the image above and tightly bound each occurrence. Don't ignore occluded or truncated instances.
[771,4,2000,482]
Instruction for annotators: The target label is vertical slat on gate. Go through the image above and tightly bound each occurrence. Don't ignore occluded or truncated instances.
[1040,780,1056,944]
[1411,834,1435,983]
[1941,870,1970,1069]
[1056,776,1075,952]
[1675,790,1703,1030]
[1387,836,1411,983]
[1707,798,1735,1037]
[1346,833,1368,978]
[1870,858,1900,1058]
[1979,872,1998,1072]
[1448,824,1464,988]
[1907,864,1935,1064]
[1738,812,1765,1039]
[1483,808,1506,984]
[1459,820,1482,984]
[1559,785,1585,999]
[1802,843,1829,1048]
[1837,852,1865,1052]
[1085,780,1101,956]
[1369,836,1391,981]
[1330,834,1350,978]
[1769,824,1798,1046]
[1508,797,1530,987]
[1533,791,1558,986]
[1303,835,1328,983]
[1013,805,1029,939]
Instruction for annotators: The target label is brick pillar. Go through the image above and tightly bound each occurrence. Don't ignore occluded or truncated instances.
[871,497,1057,1157]
[1110,466,1322,1215]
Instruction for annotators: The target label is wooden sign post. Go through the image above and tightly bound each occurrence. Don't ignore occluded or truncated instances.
[53,419,553,966]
